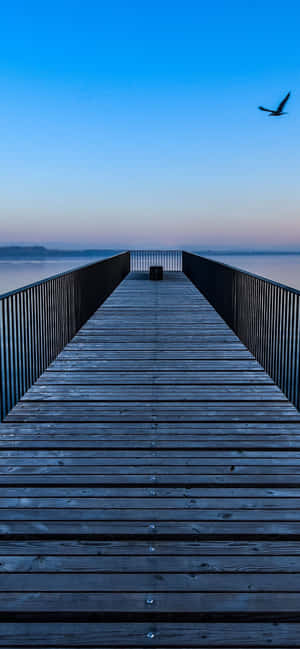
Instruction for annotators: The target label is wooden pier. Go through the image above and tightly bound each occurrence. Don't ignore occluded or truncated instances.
[1,270,300,646]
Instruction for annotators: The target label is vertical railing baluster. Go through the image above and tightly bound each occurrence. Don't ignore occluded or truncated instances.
[0,252,130,421]
[288,293,296,403]
[182,251,300,410]
[0,300,6,420]
[294,295,300,409]
[129,250,181,272]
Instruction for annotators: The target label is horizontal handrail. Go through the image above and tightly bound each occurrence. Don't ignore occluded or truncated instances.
[0,252,130,421]
[130,250,182,271]
[183,251,300,409]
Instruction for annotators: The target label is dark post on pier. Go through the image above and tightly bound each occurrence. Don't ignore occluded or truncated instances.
[1,249,300,647]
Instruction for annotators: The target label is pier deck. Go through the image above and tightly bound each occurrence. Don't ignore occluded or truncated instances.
[1,271,300,646]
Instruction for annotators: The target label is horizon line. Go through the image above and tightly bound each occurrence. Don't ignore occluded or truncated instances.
[2,244,300,256]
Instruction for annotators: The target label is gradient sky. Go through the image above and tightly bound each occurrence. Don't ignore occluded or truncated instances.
[0,0,299,249]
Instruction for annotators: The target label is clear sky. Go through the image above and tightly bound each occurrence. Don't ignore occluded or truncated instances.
[0,0,299,249]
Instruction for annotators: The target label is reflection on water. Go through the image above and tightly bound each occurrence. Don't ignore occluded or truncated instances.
[205,255,300,291]
[0,256,108,294]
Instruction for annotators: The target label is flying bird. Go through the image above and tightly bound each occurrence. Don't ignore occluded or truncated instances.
[258,92,291,116]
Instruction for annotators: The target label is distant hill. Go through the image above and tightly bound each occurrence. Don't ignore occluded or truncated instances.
[2,246,300,260]
[0,246,122,259]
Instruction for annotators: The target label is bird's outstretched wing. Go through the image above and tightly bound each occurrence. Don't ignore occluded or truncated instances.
[258,106,273,112]
[277,92,291,113]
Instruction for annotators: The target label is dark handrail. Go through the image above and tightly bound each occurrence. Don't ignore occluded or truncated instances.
[0,252,130,421]
[183,251,300,409]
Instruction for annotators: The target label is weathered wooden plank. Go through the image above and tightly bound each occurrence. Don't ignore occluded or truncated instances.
[2,473,300,485]
[64,342,247,350]
[15,438,295,449]
[7,400,300,419]
[3,465,300,475]
[4,571,300,590]
[3,553,300,572]
[4,422,298,432]
[38,371,272,385]
[4,450,300,458]
[3,495,300,508]
[3,439,300,450]
[2,422,300,437]
[49,360,263,371]
[67,334,244,342]
[2,592,300,613]
[0,621,299,645]
[79,326,235,333]
[2,485,300,496]
[0,539,299,555]
[3,507,300,521]
[58,350,254,359]
[2,455,300,466]
[23,385,285,401]
[3,591,300,617]
[2,520,300,535]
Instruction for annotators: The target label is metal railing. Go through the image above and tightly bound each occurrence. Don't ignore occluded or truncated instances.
[3,247,300,418]
[183,251,300,409]
[0,252,129,421]
[130,250,182,271]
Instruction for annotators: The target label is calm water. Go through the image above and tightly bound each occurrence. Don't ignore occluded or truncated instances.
[0,256,109,294]
[2,254,300,295]
[205,254,300,291]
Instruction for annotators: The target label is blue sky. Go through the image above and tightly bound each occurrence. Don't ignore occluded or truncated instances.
[0,0,299,249]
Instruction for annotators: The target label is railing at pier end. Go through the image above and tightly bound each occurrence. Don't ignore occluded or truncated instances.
[183,251,300,409]
[130,250,182,271]
[0,252,130,421]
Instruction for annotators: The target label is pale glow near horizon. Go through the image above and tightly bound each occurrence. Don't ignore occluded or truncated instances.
[1,0,299,250]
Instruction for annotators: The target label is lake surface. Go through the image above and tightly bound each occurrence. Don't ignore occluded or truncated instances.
[1,253,300,294]
[205,254,300,291]
[0,256,109,294]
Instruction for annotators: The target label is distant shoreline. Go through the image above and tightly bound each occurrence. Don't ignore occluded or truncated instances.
[0,246,122,259]
[1,246,300,259]
[200,251,300,256]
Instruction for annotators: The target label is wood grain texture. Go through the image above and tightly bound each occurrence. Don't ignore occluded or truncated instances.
[2,270,300,647]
